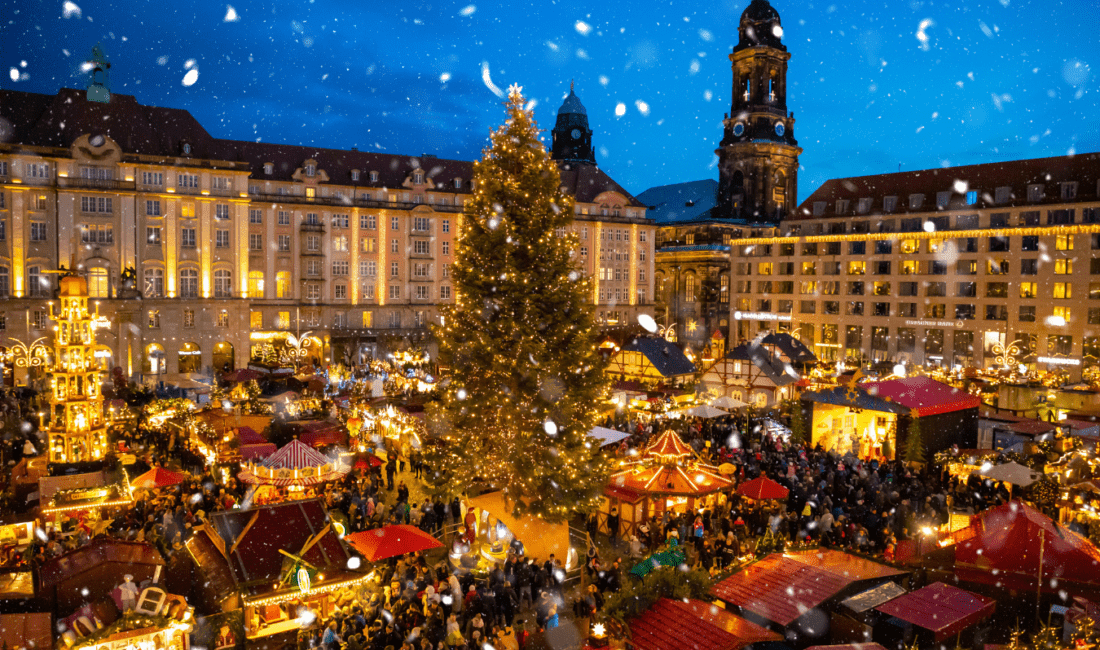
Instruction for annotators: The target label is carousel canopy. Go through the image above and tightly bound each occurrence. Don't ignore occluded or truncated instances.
[712,396,748,409]
[608,464,732,498]
[263,439,331,470]
[646,430,696,461]
[238,439,348,486]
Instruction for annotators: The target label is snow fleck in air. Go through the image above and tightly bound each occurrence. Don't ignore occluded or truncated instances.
[440,72,451,82]
[923,220,936,233]
[480,61,504,98]
[184,58,196,69]
[544,420,558,436]
[574,20,591,36]
[182,68,199,87]
[576,49,589,60]
[347,557,361,569]
[546,41,559,51]
[457,388,467,400]
[8,68,19,82]
[62,1,81,19]
[638,314,657,332]
[614,103,626,117]
[296,609,317,628]
[772,24,783,38]
[893,364,906,376]
[916,19,934,50]
[1063,59,1090,86]
[568,271,579,281]
[1046,315,1067,327]
[598,75,609,86]
[698,28,713,41]
[953,180,968,194]
[704,90,713,101]
[635,100,650,116]
[459,5,476,17]
[223,5,239,22]
[689,59,700,75]
[157,55,168,65]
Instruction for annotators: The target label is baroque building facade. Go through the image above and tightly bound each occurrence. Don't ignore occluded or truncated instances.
[0,64,653,384]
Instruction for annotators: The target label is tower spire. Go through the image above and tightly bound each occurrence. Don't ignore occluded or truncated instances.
[85,43,111,103]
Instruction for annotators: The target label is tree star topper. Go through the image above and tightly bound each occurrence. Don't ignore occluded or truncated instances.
[507,83,524,99]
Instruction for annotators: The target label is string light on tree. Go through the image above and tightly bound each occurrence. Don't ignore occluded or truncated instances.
[423,84,612,523]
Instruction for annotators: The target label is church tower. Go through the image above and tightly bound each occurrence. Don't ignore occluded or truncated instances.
[85,43,111,104]
[551,82,596,166]
[715,0,801,223]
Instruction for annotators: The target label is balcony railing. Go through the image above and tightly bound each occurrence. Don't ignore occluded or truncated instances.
[250,192,465,213]
[59,177,136,191]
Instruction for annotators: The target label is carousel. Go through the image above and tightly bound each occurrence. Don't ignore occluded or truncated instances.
[237,439,349,504]
[600,430,734,540]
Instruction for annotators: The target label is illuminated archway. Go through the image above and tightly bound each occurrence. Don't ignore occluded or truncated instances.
[213,341,234,373]
[178,342,201,374]
[143,343,165,375]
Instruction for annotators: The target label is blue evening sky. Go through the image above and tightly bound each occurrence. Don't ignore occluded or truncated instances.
[2,0,1097,202]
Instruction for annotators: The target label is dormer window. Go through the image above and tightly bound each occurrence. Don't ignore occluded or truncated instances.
[812,201,826,216]
[453,178,462,189]
[182,143,191,155]
[1062,182,1078,200]
[882,196,897,213]
[856,198,871,214]
[370,171,379,182]
[936,191,950,208]
[264,163,274,175]
[305,164,316,177]
[835,199,849,214]
[994,186,1011,204]
[351,170,360,181]
[908,194,923,210]
[413,172,424,184]
[1027,184,1044,202]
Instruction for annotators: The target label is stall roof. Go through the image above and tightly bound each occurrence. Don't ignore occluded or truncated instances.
[860,376,980,417]
[875,582,995,642]
[840,581,908,613]
[710,551,905,626]
[806,645,889,650]
[954,500,1100,597]
[38,539,164,592]
[800,387,910,415]
[589,426,631,447]
[621,337,697,378]
[207,498,351,593]
[629,598,782,650]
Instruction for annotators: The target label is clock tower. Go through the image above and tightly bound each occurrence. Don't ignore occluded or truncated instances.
[551,82,596,165]
[715,0,802,224]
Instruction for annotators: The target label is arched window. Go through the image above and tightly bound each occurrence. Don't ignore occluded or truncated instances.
[247,271,264,298]
[276,271,291,298]
[144,268,164,298]
[214,269,232,298]
[179,269,198,298]
[87,267,109,298]
[684,274,696,303]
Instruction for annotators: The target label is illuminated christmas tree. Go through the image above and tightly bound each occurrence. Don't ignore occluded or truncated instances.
[425,85,611,523]
[47,274,109,465]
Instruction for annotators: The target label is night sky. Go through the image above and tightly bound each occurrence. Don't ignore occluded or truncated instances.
[3,0,1097,203]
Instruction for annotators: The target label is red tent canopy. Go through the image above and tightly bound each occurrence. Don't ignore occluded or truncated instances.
[646,430,696,460]
[953,500,1100,597]
[235,426,264,444]
[875,582,995,642]
[736,476,789,501]
[131,466,187,489]
[344,525,442,562]
[859,376,980,417]
[629,598,781,650]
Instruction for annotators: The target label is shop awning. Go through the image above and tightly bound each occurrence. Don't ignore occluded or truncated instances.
[629,598,782,650]
[875,582,995,642]
[466,491,571,564]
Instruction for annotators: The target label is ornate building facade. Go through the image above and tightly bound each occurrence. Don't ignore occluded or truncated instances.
[0,61,653,384]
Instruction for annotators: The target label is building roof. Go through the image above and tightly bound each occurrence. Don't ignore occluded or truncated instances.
[629,598,782,650]
[860,376,981,417]
[558,163,646,207]
[621,337,697,378]
[801,386,911,415]
[635,179,722,224]
[38,539,164,591]
[794,152,1100,220]
[207,498,351,593]
[875,582,996,642]
[710,550,904,626]
[759,332,817,364]
[557,87,587,116]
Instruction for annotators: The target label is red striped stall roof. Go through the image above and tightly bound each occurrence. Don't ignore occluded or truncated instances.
[860,376,980,417]
[629,599,781,650]
[263,439,331,470]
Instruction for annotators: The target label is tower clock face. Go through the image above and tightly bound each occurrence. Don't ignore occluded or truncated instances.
[774,122,785,137]
[732,123,745,136]
[571,128,582,139]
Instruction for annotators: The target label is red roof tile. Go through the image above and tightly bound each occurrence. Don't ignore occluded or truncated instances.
[630,599,781,650]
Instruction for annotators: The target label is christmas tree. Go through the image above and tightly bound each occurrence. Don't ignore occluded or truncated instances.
[425,85,611,523]
[904,415,925,465]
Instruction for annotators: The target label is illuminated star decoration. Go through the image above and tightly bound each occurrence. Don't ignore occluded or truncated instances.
[686,319,698,333]
[844,368,864,403]
[507,83,524,99]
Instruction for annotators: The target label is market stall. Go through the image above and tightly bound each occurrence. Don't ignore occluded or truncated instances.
[874,582,995,645]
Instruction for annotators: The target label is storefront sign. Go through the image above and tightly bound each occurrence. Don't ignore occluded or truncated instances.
[733,311,792,322]
[1037,356,1080,366]
[904,319,963,328]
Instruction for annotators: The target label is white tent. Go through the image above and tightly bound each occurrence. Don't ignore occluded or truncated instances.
[975,461,1041,487]
[712,396,748,409]
[680,404,728,418]
[588,426,631,447]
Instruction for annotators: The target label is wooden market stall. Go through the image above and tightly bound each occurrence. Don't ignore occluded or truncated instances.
[600,430,733,540]
[184,498,371,649]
